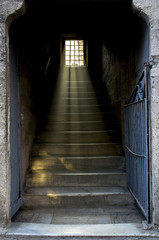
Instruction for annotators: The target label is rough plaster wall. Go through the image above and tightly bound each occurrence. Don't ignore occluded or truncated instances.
[133,0,159,225]
[102,13,149,149]
[0,0,25,227]
[0,22,9,227]
[20,63,37,187]
[102,44,136,148]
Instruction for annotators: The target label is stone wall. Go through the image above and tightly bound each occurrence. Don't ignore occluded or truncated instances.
[133,0,159,226]
[102,11,149,149]
[102,44,135,147]
[20,63,37,186]
[9,11,55,188]
[0,0,25,228]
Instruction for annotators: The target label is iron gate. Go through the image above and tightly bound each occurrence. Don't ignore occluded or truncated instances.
[125,63,150,220]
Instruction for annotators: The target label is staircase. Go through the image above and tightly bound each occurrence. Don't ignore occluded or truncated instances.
[22,67,142,224]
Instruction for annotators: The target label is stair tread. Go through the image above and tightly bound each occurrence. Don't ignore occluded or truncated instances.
[29,169,126,174]
[12,206,144,224]
[7,222,151,236]
[49,112,112,115]
[39,130,118,133]
[43,123,117,131]
[34,142,121,146]
[24,186,130,196]
[41,129,118,133]
[64,97,109,99]
[31,155,124,160]
[33,143,122,155]
[47,115,113,121]
[44,120,114,123]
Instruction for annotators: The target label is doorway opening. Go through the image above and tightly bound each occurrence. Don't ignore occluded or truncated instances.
[9,0,151,225]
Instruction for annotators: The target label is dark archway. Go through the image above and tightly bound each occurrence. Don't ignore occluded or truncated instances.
[9,0,151,223]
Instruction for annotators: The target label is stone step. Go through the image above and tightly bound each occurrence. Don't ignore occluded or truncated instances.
[37,130,120,143]
[49,104,111,114]
[12,206,144,225]
[30,156,125,171]
[32,143,122,156]
[26,169,127,187]
[47,112,114,121]
[61,97,110,105]
[43,121,116,131]
[49,109,112,116]
[64,86,104,92]
[63,91,109,98]
[23,186,134,208]
[5,222,158,240]
[64,80,106,88]
[4,222,157,240]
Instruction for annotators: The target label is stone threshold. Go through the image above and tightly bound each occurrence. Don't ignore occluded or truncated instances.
[0,223,159,239]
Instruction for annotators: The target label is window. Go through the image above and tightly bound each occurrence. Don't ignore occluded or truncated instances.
[65,40,84,66]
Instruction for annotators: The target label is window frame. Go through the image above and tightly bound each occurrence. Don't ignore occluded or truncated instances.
[65,40,84,67]
[62,37,87,67]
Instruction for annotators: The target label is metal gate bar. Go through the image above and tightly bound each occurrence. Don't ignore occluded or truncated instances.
[125,64,149,220]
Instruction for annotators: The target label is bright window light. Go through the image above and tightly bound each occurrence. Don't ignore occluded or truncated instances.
[65,40,84,66]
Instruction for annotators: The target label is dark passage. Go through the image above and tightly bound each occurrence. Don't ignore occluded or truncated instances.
[10,0,149,223]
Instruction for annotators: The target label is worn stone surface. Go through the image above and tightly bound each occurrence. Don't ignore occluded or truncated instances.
[2,222,159,239]
[0,22,8,227]
[20,64,37,186]
[0,0,25,228]
[102,43,136,147]
[12,206,144,224]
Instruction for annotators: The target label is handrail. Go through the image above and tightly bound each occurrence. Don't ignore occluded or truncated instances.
[45,56,51,76]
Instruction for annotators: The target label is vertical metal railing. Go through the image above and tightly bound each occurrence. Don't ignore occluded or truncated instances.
[125,64,149,220]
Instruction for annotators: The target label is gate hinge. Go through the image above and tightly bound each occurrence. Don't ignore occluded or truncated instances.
[145,62,152,69]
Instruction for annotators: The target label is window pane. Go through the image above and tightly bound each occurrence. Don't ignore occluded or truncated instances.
[79,46,83,51]
[66,46,71,51]
[65,56,69,60]
[71,41,74,46]
[79,61,84,66]
[79,40,83,45]
[71,56,75,60]
[66,40,70,45]
[66,51,70,56]
[71,46,75,50]
[79,51,83,55]
[66,61,70,65]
